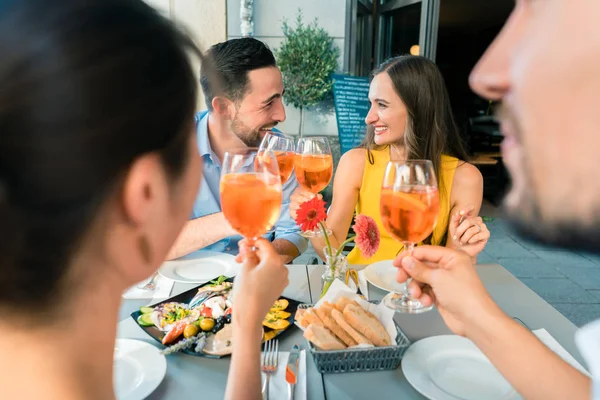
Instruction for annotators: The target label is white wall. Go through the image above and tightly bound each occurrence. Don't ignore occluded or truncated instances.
[227,0,347,136]
[145,0,227,110]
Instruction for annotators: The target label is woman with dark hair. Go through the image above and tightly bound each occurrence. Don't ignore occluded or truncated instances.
[290,55,490,262]
[0,1,287,399]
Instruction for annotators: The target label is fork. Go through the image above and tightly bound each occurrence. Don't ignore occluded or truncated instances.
[136,272,159,291]
[261,339,279,400]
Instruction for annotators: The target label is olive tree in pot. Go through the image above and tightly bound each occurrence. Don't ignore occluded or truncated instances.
[275,11,339,137]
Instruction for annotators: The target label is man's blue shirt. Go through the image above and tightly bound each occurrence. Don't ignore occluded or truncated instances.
[190,111,308,256]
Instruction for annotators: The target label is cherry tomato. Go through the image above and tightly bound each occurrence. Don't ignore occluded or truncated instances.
[200,307,212,317]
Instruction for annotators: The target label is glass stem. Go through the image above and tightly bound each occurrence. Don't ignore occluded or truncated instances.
[242,237,259,264]
[404,242,415,255]
[403,242,416,297]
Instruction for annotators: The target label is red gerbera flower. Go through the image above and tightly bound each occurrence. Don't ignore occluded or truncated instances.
[352,214,380,259]
[295,197,327,232]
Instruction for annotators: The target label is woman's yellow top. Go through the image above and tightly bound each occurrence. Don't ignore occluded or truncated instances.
[347,148,458,264]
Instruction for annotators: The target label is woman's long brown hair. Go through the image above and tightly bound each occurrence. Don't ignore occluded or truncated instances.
[361,55,470,244]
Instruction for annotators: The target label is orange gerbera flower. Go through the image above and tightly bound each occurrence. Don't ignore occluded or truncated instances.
[352,214,380,259]
[294,197,327,232]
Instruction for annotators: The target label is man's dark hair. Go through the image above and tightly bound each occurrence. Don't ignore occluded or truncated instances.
[200,37,276,111]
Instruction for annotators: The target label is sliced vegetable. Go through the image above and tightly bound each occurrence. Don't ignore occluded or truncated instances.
[139,306,154,314]
[162,321,187,345]
[269,299,289,312]
[200,307,213,318]
[137,313,154,327]
[265,311,291,320]
[262,318,290,330]
[263,329,283,342]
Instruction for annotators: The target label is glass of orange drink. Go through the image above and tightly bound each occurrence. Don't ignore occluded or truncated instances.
[258,132,295,184]
[294,136,334,237]
[380,160,439,313]
[220,148,282,250]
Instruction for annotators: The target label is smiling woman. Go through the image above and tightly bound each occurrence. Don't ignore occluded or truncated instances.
[290,55,491,263]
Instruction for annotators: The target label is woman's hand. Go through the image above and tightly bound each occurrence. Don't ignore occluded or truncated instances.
[448,205,490,257]
[232,238,289,330]
[289,187,321,220]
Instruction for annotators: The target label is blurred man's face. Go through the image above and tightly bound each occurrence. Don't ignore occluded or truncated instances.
[230,66,286,147]
[469,0,600,251]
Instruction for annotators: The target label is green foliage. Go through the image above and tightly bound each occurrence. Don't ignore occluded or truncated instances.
[275,10,340,110]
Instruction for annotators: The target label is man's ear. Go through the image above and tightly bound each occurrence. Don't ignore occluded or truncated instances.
[212,96,235,120]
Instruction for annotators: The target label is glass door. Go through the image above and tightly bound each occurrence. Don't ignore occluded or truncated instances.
[377,0,439,63]
[345,0,439,74]
[345,0,374,76]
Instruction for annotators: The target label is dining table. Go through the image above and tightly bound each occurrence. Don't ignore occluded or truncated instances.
[117,260,588,399]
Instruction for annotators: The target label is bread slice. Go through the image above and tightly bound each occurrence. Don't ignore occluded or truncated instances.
[343,304,391,347]
[331,309,373,346]
[295,309,308,327]
[333,297,355,313]
[304,308,324,326]
[315,304,357,347]
[304,324,346,350]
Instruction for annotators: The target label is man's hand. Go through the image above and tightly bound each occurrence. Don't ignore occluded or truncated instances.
[289,187,320,220]
[394,246,498,337]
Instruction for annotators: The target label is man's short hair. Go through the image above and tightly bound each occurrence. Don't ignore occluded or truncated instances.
[200,37,277,111]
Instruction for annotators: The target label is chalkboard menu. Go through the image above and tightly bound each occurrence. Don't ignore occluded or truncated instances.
[332,74,370,154]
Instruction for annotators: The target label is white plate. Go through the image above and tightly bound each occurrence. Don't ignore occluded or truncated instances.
[113,339,167,400]
[158,250,240,283]
[363,260,406,293]
[402,335,522,400]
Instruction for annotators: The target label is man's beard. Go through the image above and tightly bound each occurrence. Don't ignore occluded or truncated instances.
[505,190,600,254]
[497,105,600,253]
[231,116,276,147]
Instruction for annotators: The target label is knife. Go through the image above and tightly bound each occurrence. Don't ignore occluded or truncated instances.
[285,345,300,400]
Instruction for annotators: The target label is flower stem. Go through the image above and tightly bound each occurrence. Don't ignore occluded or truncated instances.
[320,280,332,299]
[335,236,356,258]
[319,221,333,258]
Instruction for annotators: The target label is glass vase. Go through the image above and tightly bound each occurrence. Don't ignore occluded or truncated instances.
[320,247,348,298]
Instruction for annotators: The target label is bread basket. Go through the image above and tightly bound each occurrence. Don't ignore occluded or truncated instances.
[298,302,411,373]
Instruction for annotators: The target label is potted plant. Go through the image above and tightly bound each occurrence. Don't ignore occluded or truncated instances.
[275,10,340,137]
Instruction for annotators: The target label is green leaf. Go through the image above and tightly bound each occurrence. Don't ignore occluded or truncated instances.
[274,9,340,126]
[209,275,228,285]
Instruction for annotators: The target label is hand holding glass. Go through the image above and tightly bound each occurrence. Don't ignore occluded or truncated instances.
[294,137,333,237]
[380,160,439,313]
[220,148,282,250]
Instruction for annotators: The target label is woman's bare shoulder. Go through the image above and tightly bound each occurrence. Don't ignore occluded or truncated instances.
[453,161,483,190]
[335,148,367,186]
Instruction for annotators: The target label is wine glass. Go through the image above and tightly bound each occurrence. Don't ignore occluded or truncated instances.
[294,137,334,237]
[220,148,282,249]
[258,132,295,184]
[380,160,440,313]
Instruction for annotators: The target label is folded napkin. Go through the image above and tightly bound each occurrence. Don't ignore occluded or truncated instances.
[261,350,306,400]
[533,328,590,377]
[122,274,174,301]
